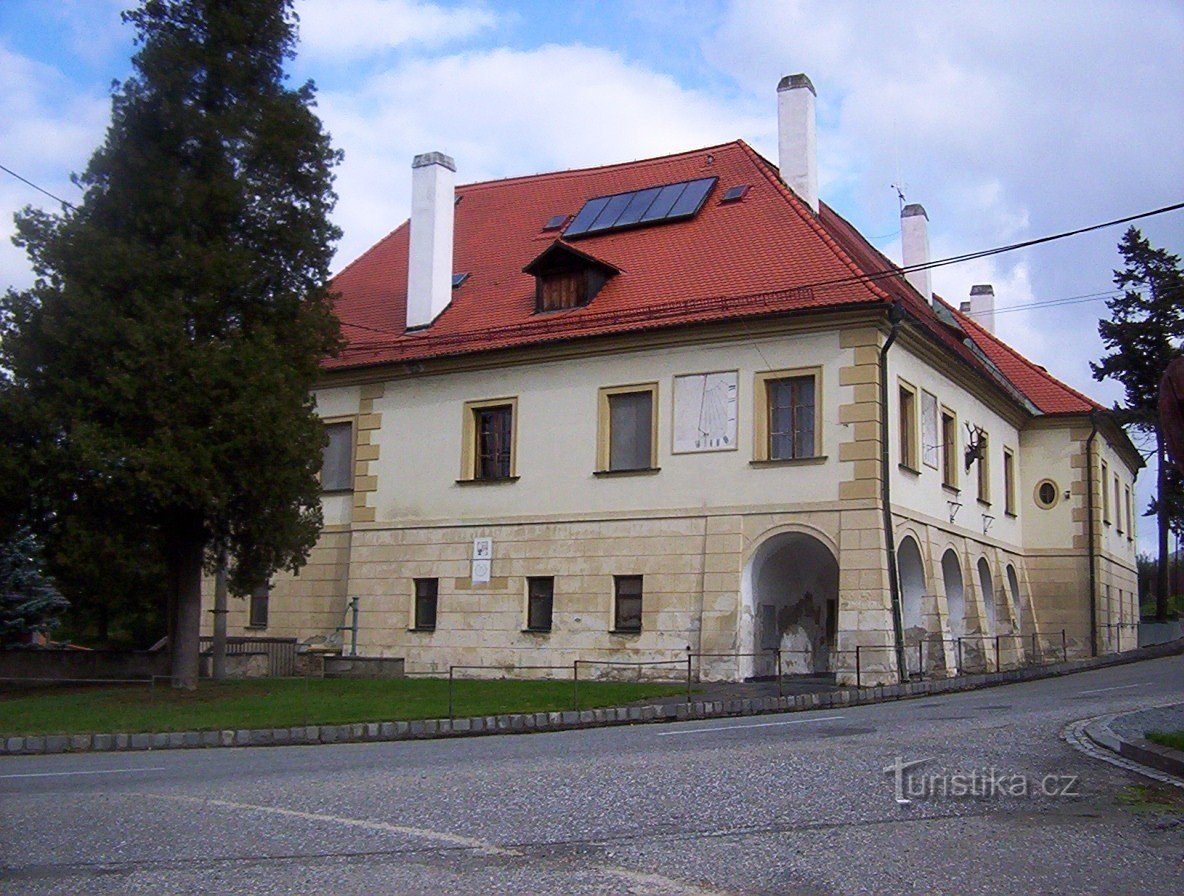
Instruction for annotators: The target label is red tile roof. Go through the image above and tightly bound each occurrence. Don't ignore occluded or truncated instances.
[326,138,1100,419]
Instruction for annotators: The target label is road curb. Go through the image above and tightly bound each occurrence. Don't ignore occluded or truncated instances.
[1084,707,1184,780]
[4,637,1183,756]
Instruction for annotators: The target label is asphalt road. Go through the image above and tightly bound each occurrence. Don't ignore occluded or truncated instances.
[1,656,1182,895]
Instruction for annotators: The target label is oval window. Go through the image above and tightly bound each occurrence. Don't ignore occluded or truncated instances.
[1035,479,1058,509]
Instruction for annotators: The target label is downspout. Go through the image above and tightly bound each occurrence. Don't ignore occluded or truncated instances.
[879,302,908,682]
[1085,410,1101,657]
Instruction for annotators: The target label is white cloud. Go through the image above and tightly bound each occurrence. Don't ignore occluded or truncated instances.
[294,0,497,58]
[318,43,767,267]
[0,43,110,291]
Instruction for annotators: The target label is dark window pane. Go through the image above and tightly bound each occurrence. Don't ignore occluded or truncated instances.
[527,577,554,631]
[608,391,652,470]
[476,406,513,479]
[768,376,815,460]
[614,576,643,631]
[612,187,663,228]
[564,196,611,236]
[414,578,438,630]
[639,183,687,222]
[668,177,717,217]
[321,422,353,491]
[248,583,269,628]
[587,192,635,232]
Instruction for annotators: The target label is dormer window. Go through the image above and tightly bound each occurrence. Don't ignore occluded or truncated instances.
[523,241,620,314]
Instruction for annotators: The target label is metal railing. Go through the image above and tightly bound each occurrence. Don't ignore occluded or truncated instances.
[198,636,298,677]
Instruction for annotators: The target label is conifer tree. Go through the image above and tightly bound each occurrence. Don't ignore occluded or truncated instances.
[0,0,341,686]
[1091,227,1184,621]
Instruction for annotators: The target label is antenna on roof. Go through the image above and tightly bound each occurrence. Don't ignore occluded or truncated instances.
[891,182,907,216]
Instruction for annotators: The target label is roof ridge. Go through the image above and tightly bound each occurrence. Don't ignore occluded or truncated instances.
[455,140,746,193]
[942,296,1103,412]
[332,220,407,283]
[736,140,892,305]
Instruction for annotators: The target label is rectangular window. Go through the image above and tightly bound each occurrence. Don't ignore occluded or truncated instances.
[526,577,554,632]
[941,408,958,488]
[598,385,657,472]
[413,578,438,630]
[320,420,353,492]
[921,390,939,469]
[248,583,269,628]
[613,575,643,632]
[768,376,816,460]
[977,432,990,504]
[1125,485,1134,540]
[1003,448,1016,516]
[461,398,518,481]
[1114,475,1123,533]
[899,382,917,469]
[1101,459,1110,523]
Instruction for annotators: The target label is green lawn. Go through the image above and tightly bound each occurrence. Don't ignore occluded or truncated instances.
[1147,730,1184,751]
[0,677,685,736]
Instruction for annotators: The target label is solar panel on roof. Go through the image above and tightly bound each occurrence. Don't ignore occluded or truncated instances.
[564,176,718,238]
[542,214,568,231]
[721,184,749,203]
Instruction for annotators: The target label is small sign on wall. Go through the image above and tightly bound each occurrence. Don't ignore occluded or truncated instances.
[472,537,492,584]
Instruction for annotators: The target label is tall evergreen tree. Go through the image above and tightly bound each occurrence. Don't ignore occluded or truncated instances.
[1091,227,1184,621]
[0,0,341,687]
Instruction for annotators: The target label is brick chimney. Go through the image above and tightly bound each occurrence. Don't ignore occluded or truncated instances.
[406,151,456,330]
[777,74,818,214]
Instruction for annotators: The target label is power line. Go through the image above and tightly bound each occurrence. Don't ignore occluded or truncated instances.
[0,163,77,209]
[338,199,1184,342]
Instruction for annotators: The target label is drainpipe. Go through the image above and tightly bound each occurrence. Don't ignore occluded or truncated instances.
[1085,411,1101,657]
[879,302,908,682]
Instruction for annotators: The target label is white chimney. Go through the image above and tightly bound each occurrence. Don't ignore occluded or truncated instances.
[968,284,996,333]
[777,73,818,214]
[406,151,456,330]
[900,203,932,302]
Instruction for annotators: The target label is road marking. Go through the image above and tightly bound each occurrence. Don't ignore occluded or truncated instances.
[656,715,846,737]
[0,766,167,780]
[139,792,736,895]
[1077,684,1143,695]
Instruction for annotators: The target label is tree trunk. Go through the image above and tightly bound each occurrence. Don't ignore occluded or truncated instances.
[211,551,228,680]
[165,519,205,690]
[1156,435,1170,622]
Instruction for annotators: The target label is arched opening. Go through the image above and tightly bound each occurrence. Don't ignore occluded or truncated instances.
[977,557,996,637]
[1006,564,1022,633]
[941,549,966,640]
[742,531,839,677]
[897,536,927,675]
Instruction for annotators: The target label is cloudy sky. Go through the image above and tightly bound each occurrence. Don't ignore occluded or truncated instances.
[2,0,1182,549]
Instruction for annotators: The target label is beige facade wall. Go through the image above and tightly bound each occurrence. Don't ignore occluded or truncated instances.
[201,316,1139,680]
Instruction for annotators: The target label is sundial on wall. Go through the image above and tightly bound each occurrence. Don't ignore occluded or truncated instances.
[673,371,738,453]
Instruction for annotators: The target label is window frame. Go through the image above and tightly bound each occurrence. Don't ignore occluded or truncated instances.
[596,382,659,474]
[1003,446,1017,517]
[1114,473,1123,534]
[1100,459,1110,524]
[412,578,439,631]
[752,367,822,463]
[460,397,519,482]
[525,576,554,632]
[940,406,959,490]
[976,431,991,506]
[612,575,644,633]
[898,379,919,471]
[247,582,270,629]
[319,417,356,494]
[1125,484,1134,541]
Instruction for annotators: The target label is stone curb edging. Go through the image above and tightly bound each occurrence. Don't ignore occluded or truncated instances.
[4,638,1183,757]
[1084,709,1184,780]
